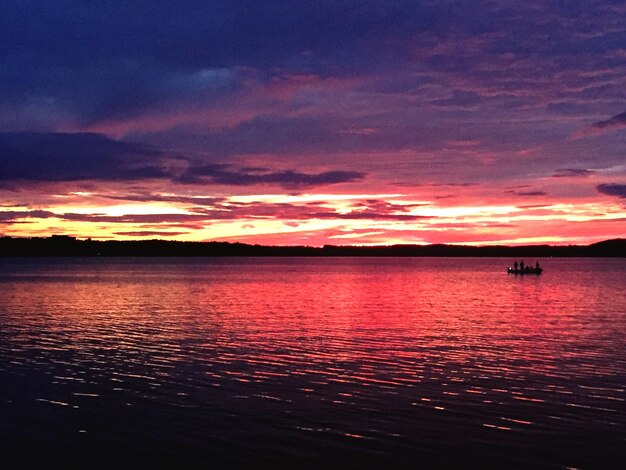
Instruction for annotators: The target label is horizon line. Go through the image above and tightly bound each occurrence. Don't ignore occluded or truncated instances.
[1,234,624,249]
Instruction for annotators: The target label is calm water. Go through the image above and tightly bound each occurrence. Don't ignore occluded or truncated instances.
[1,257,625,468]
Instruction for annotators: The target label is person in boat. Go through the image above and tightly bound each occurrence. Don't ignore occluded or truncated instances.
[535,261,540,270]
[520,260,525,271]
[514,260,518,271]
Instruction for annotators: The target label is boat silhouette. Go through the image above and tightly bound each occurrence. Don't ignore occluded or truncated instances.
[507,266,543,275]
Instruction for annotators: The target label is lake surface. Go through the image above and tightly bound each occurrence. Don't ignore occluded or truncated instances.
[1,257,625,468]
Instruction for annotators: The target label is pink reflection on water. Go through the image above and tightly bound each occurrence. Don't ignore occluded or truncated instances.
[0,257,625,467]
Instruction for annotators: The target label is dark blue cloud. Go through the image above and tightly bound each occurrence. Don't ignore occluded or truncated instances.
[0,210,55,222]
[593,112,626,130]
[597,184,626,198]
[0,132,168,182]
[0,131,364,189]
[178,163,364,188]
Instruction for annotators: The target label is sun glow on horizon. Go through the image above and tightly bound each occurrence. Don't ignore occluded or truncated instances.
[2,188,625,246]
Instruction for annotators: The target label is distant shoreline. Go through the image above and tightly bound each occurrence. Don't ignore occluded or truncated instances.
[1,236,624,257]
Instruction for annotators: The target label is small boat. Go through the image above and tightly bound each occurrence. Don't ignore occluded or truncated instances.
[507,267,543,275]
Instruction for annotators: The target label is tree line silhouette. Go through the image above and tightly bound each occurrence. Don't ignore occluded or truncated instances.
[0,235,624,257]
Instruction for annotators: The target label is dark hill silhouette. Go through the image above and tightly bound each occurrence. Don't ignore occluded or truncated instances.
[0,236,624,257]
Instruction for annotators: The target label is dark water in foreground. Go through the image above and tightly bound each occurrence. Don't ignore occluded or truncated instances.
[1,257,625,468]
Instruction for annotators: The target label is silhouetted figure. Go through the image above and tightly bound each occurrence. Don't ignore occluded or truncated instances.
[514,260,518,271]
[520,260,525,271]
[536,261,540,270]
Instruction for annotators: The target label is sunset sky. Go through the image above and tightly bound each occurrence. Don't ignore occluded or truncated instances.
[1,1,625,245]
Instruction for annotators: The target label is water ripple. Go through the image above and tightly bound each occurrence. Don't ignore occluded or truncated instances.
[1,257,625,468]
